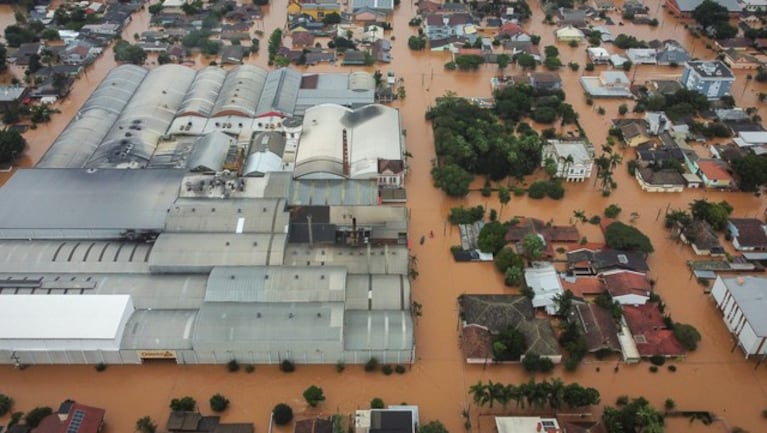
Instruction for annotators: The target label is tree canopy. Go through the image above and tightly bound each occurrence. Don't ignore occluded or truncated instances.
[522,233,545,260]
[603,397,664,433]
[689,199,733,231]
[731,154,767,191]
[426,95,544,182]
[113,40,147,65]
[0,129,26,164]
[431,164,473,197]
[492,326,527,361]
[272,403,293,425]
[303,385,326,407]
[169,397,196,411]
[604,222,654,253]
[469,379,600,410]
[673,323,702,351]
[478,221,508,254]
[692,0,729,29]
[419,421,449,433]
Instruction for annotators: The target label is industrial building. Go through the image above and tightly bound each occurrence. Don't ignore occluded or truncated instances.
[0,65,411,366]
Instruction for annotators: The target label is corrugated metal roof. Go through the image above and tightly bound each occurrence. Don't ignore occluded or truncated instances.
[187,131,234,172]
[192,302,344,348]
[120,309,197,349]
[212,65,268,117]
[178,67,227,116]
[343,310,413,350]
[282,245,408,274]
[0,168,184,237]
[288,179,379,206]
[165,197,288,233]
[256,68,301,117]
[148,233,286,273]
[205,266,346,303]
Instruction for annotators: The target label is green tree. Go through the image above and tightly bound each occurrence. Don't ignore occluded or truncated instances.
[0,128,26,164]
[522,353,554,373]
[136,416,157,433]
[407,36,426,50]
[494,247,523,272]
[516,53,536,69]
[731,154,767,191]
[272,403,294,425]
[492,326,527,361]
[497,54,511,72]
[209,394,229,412]
[0,394,12,416]
[478,221,508,254]
[24,407,53,428]
[544,45,559,58]
[370,398,385,409]
[604,222,653,253]
[689,199,733,231]
[605,204,622,218]
[419,421,449,433]
[691,0,729,29]
[148,3,163,14]
[268,28,283,64]
[322,12,341,25]
[673,323,701,351]
[114,40,147,65]
[431,164,473,197]
[554,289,575,317]
[303,385,326,407]
[498,186,511,216]
[522,233,545,260]
[169,396,196,411]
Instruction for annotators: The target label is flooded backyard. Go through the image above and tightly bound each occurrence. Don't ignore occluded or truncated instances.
[2,0,767,432]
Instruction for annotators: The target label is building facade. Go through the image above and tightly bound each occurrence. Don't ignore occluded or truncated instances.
[711,276,767,358]
[680,61,735,99]
[541,140,595,182]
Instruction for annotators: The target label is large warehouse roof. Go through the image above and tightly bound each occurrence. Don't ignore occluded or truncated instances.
[164,197,289,233]
[120,309,197,350]
[37,65,148,168]
[0,168,184,239]
[343,310,413,351]
[192,302,344,349]
[294,104,403,179]
[205,266,347,303]
[0,295,133,340]
[212,65,268,117]
[178,67,227,116]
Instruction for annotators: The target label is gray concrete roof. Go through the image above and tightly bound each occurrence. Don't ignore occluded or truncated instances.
[344,274,410,310]
[282,245,408,274]
[287,179,380,206]
[0,168,184,238]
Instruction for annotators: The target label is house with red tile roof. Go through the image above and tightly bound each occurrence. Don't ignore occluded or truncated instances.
[33,401,105,433]
[600,270,651,305]
[696,159,734,189]
[559,275,604,298]
[622,303,686,358]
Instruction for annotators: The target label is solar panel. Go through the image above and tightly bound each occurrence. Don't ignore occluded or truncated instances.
[66,410,86,433]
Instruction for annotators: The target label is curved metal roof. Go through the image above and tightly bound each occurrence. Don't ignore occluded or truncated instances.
[186,131,233,172]
[255,68,301,117]
[38,65,147,168]
[211,65,268,117]
[178,67,227,117]
[88,65,196,168]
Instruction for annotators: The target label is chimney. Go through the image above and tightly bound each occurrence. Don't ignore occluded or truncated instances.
[342,129,350,177]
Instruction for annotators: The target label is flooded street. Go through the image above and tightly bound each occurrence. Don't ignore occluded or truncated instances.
[3,0,767,432]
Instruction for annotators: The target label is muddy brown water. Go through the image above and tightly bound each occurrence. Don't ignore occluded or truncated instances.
[2,1,767,432]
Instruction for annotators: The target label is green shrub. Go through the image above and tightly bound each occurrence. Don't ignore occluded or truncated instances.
[245,364,255,373]
[365,358,379,372]
[25,407,53,428]
[210,394,230,412]
[227,359,240,372]
[650,355,666,366]
[382,364,393,375]
[616,395,629,406]
[336,361,345,373]
[395,365,406,374]
[589,216,601,225]
[649,365,659,373]
[272,403,293,425]
[170,397,196,411]
[370,398,385,409]
[0,394,13,417]
[280,359,295,372]
[95,362,107,372]
[668,365,677,372]
[604,204,622,218]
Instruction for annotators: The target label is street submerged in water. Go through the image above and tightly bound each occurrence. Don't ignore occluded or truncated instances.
[2,0,767,432]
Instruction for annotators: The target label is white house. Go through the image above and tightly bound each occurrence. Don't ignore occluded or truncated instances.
[523,262,564,315]
[555,26,585,42]
[587,47,610,64]
[541,139,595,182]
[711,275,767,358]
[626,48,658,65]
[496,417,560,433]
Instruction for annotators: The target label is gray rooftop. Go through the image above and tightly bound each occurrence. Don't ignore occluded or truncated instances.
[120,309,198,350]
[0,86,27,102]
[287,179,380,206]
[282,245,409,274]
[343,310,413,351]
[720,276,767,335]
[673,0,741,12]
[205,266,347,303]
[344,274,410,310]
[0,168,184,239]
[686,60,735,79]
[165,197,289,233]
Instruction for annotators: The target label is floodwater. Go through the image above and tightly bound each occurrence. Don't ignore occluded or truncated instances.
[3,1,767,432]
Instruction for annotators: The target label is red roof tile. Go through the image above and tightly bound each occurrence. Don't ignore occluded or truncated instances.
[601,271,650,297]
[623,304,685,357]
[461,324,492,361]
[697,160,733,181]
[560,276,604,298]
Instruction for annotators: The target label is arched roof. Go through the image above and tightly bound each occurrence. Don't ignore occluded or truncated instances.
[88,65,197,168]
[211,65,268,117]
[37,65,147,168]
[178,67,227,117]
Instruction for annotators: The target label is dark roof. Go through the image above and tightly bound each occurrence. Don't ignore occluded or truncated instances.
[370,411,413,433]
[295,418,333,433]
[215,424,254,433]
[378,159,404,174]
[530,72,561,84]
[683,219,723,252]
[573,303,621,353]
[462,324,492,359]
[6,426,31,433]
[729,218,767,248]
[637,168,686,186]
[556,417,608,433]
[505,218,579,243]
[168,412,203,432]
[220,45,244,64]
[601,271,651,297]
[592,249,649,273]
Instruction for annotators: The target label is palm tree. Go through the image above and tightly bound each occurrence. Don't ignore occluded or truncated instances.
[487,381,505,409]
[505,384,522,410]
[637,405,664,433]
[469,381,490,408]
[559,154,575,180]
[547,378,565,410]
